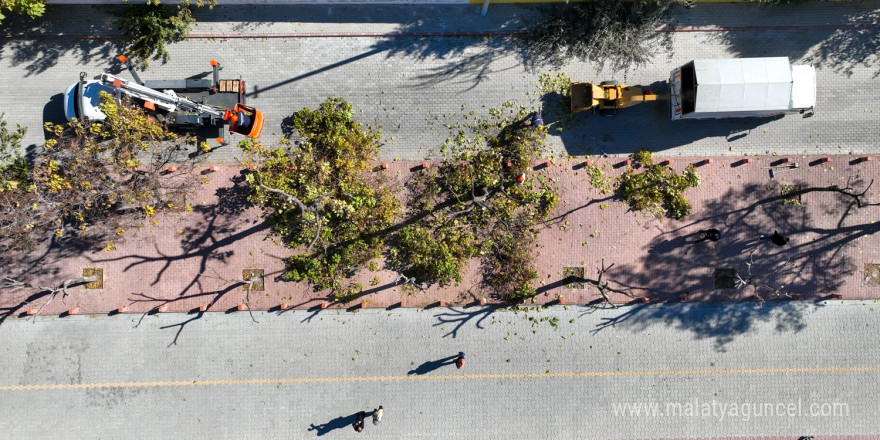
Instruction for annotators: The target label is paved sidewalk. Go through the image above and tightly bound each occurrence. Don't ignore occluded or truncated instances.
[3,153,880,317]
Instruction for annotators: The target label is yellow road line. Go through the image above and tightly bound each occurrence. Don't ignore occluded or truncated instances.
[3,366,879,391]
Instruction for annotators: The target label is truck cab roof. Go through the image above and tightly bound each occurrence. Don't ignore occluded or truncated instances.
[63,80,114,121]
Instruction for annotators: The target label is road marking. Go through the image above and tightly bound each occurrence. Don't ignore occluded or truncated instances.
[3,366,879,391]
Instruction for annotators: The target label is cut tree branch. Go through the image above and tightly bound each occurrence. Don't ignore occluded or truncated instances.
[4,275,97,318]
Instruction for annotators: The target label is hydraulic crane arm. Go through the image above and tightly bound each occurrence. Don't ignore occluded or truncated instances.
[99,73,226,118]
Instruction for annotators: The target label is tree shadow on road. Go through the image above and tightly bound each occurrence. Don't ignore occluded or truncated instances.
[0,36,120,78]
[592,301,813,352]
[432,306,502,338]
[708,6,880,78]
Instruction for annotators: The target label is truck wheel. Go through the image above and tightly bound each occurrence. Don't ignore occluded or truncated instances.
[600,81,619,86]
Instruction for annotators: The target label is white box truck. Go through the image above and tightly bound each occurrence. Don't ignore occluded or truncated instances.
[669,57,816,120]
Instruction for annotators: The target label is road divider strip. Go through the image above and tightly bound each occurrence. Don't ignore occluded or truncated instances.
[3,365,879,392]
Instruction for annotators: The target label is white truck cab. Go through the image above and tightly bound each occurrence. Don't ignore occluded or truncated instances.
[63,73,115,121]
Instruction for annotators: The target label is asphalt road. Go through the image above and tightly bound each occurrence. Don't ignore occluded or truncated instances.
[0,301,877,439]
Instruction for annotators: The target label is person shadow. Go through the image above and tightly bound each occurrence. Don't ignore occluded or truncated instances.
[407,354,460,375]
[307,413,358,436]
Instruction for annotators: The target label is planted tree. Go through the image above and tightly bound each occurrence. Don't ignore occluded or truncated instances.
[113,0,214,67]
[520,0,689,71]
[0,0,46,25]
[390,105,558,301]
[0,92,202,253]
[616,149,700,220]
[239,97,400,301]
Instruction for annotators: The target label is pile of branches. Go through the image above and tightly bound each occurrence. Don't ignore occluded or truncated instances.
[0,94,201,253]
[390,108,558,301]
[240,97,401,300]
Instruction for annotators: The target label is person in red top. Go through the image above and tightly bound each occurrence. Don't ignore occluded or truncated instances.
[455,352,466,369]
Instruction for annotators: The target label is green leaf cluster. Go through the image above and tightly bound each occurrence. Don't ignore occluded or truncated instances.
[241,98,400,295]
[390,105,558,300]
[0,113,28,192]
[616,149,700,220]
[113,3,196,67]
[0,0,46,24]
[2,94,199,252]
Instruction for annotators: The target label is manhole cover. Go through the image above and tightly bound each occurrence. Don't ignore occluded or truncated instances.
[864,264,880,286]
[563,266,585,289]
[714,268,737,290]
[82,268,104,289]
[242,269,265,291]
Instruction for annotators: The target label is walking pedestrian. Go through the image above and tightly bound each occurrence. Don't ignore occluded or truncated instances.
[455,352,466,369]
[372,406,383,426]
[353,411,365,432]
[693,228,720,243]
[759,230,789,246]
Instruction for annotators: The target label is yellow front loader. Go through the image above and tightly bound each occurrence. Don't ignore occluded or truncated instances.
[569,81,657,116]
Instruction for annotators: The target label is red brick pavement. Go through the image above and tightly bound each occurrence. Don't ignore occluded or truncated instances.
[4,154,880,316]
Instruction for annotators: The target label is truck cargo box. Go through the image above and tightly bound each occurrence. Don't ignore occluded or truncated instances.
[670,57,816,120]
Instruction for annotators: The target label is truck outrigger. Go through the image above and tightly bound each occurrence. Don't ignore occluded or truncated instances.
[63,56,264,138]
